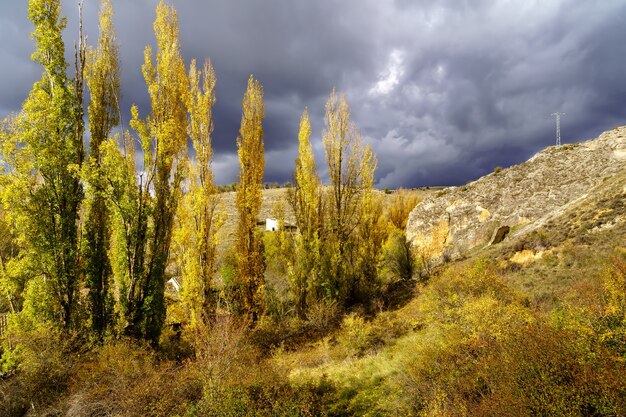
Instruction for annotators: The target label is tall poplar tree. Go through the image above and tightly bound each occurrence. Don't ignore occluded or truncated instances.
[127,1,188,342]
[99,131,149,338]
[321,89,377,306]
[0,0,85,329]
[83,0,120,336]
[353,145,382,299]
[175,59,222,331]
[235,75,265,321]
[289,109,321,317]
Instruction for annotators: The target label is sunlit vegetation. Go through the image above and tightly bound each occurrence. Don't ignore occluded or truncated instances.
[1,1,625,416]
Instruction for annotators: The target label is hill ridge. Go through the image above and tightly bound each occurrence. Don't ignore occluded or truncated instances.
[406,125,626,264]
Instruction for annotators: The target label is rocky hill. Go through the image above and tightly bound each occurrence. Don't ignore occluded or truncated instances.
[406,126,626,266]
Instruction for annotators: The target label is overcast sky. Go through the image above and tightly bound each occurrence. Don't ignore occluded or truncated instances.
[1,0,626,187]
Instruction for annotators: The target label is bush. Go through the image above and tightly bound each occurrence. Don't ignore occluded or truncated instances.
[480,323,626,416]
[64,341,203,417]
[193,377,335,417]
[381,228,416,284]
[384,189,421,230]
[191,314,335,416]
[391,259,626,416]
[250,300,340,352]
[335,312,411,358]
[336,313,373,357]
[0,324,77,417]
[306,299,340,335]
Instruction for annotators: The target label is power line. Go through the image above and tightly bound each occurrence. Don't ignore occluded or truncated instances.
[551,112,565,147]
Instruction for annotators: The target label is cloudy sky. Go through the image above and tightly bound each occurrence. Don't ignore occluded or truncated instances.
[1,0,626,187]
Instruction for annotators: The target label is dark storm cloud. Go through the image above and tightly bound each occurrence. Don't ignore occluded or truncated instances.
[1,0,626,187]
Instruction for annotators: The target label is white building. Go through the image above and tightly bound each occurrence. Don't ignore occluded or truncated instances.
[167,277,181,292]
[266,218,279,232]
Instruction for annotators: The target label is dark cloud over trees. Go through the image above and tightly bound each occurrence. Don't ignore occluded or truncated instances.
[1,0,626,187]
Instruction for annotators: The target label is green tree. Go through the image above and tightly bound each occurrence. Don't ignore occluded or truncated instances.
[125,1,189,342]
[83,0,120,337]
[235,75,266,321]
[379,189,421,290]
[0,205,22,314]
[97,132,149,338]
[352,145,382,301]
[0,0,85,330]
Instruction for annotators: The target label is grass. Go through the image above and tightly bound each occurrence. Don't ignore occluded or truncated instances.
[272,255,626,416]
[3,248,625,416]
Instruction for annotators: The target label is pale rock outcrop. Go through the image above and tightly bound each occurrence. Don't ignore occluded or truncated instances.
[406,126,626,264]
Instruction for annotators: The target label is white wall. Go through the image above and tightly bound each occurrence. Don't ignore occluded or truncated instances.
[266,218,279,231]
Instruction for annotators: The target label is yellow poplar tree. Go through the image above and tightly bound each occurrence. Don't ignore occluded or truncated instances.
[354,145,383,296]
[83,0,120,336]
[289,109,321,317]
[235,75,265,321]
[98,128,153,337]
[322,89,377,306]
[323,89,361,249]
[175,59,223,331]
[127,1,189,342]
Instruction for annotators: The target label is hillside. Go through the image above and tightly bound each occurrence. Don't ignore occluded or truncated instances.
[215,189,297,254]
[214,187,434,255]
[407,126,626,266]
[268,128,626,415]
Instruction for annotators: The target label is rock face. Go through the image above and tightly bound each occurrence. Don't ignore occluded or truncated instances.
[406,126,626,263]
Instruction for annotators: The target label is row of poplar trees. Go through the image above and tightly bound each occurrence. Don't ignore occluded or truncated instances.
[0,0,380,345]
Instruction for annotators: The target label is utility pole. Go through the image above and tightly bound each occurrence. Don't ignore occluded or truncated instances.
[551,112,565,147]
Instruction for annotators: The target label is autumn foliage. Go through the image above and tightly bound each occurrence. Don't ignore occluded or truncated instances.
[1,1,625,416]
[235,75,266,321]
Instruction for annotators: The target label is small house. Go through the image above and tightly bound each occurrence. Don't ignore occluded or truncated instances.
[266,218,279,231]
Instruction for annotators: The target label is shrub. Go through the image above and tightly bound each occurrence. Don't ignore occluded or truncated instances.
[67,342,202,417]
[193,377,334,417]
[0,324,76,416]
[393,259,626,416]
[336,313,373,357]
[384,189,421,230]
[306,299,340,335]
[191,314,335,416]
[335,312,411,359]
[381,228,416,283]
